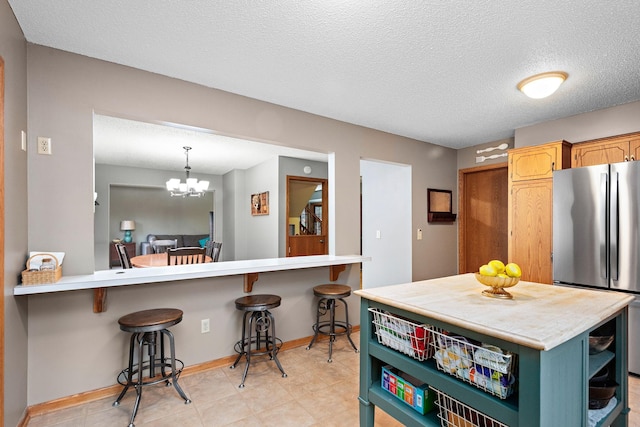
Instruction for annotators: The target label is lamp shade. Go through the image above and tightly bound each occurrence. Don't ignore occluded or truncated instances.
[120,220,136,231]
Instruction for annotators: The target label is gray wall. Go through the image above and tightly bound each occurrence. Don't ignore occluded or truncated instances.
[515,101,640,147]
[1,2,29,425]
[457,137,513,170]
[23,44,458,404]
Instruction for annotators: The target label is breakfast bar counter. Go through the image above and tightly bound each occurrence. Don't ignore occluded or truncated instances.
[14,254,368,312]
[355,273,633,426]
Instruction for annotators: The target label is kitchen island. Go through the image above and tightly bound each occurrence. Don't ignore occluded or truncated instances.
[355,273,634,427]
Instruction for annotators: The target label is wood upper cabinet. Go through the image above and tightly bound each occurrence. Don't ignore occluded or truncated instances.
[572,132,640,167]
[508,140,571,284]
[510,140,572,181]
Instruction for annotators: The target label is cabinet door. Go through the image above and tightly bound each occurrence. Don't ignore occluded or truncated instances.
[630,138,640,162]
[510,143,564,182]
[572,140,628,167]
[508,179,553,284]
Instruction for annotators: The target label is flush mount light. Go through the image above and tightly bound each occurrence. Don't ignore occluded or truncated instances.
[517,71,568,99]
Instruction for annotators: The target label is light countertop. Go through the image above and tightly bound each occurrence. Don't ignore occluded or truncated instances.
[15,254,368,295]
[354,273,634,351]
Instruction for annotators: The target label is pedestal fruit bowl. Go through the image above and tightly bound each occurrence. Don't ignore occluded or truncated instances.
[475,273,520,299]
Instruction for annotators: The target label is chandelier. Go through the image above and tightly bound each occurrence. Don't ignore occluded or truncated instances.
[165,146,210,197]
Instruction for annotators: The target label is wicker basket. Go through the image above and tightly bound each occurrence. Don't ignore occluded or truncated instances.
[21,253,62,285]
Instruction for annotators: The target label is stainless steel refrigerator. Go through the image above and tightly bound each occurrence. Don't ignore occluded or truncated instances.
[553,161,640,375]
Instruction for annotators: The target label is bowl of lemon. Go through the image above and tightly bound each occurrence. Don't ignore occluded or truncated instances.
[475,260,521,299]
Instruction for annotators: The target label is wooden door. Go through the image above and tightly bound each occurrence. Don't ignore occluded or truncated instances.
[458,164,508,273]
[508,179,553,284]
[286,176,328,256]
[572,139,629,167]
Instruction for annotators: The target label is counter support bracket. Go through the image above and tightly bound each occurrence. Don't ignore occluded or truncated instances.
[93,288,107,313]
[243,264,348,293]
[244,273,259,293]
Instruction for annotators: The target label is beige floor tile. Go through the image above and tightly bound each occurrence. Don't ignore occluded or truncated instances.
[25,332,640,427]
[197,393,254,427]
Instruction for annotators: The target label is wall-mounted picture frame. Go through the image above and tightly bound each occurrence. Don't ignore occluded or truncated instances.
[427,188,457,223]
[251,191,269,216]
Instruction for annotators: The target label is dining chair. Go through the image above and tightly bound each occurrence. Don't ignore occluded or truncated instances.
[152,239,178,254]
[115,243,132,269]
[205,241,223,262]
[167,247,207,265]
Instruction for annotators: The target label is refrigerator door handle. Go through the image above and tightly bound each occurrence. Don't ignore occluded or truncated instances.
[600,173,608,280]
[611,171,619,281]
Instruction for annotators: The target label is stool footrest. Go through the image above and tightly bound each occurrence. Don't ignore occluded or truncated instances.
[116,358,185,388]
[233,336,283,357]
[313,321,353,337]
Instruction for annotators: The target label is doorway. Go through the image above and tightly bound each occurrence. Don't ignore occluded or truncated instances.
[360,159,412,288]
[458,163,508,273]
[286,176,328,256]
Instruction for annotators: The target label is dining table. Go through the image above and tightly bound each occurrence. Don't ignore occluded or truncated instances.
[130,253,213,268]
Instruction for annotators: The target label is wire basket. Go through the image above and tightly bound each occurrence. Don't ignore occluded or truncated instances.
[430,329,517,399]
[432,388,507,427]
[369,308,433,361]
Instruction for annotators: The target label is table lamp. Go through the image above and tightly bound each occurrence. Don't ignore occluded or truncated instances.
[120,220,135,243]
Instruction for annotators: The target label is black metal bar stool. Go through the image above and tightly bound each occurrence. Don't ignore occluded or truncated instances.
[113,308,191,427]
[306,284,359,362]
[230,294,287,388]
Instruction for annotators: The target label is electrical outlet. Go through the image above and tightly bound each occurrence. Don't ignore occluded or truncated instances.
[37,137,52,155]
[201,318,210,334]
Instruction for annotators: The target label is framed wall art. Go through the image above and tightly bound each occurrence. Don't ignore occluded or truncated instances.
[251,191,269,216]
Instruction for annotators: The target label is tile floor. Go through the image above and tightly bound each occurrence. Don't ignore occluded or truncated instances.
[27,333,640,426]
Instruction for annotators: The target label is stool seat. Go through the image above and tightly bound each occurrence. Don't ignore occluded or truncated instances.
[118,308,183,332]
[234,294,281,311]
[313,284,352,299]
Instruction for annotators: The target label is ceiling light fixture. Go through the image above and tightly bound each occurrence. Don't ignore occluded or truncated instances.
[517,71,568,99]
[166,146,210,197]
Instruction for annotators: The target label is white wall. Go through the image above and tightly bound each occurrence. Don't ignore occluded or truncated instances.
[361,159,412,288]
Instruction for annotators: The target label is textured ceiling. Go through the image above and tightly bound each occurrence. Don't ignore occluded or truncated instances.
[9,1,640,149]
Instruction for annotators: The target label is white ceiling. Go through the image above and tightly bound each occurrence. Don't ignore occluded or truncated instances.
[9,1,640,152]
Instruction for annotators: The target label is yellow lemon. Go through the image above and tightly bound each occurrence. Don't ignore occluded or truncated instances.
[488,260,505,274]
[505,263,522,278]
[479,264,498,277]
[497,273,509,279]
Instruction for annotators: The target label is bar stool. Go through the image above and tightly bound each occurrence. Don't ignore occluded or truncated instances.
[113,308,191,427]
[306,284,359,362]
[230,294,287,388]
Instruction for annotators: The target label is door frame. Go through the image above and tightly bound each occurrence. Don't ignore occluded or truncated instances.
[285,175,328,256]
[458,162,507,274]
[1,55,6,427]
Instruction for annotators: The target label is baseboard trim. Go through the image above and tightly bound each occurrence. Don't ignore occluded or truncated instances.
[24,327,360,418]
